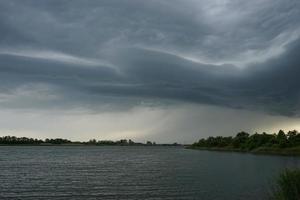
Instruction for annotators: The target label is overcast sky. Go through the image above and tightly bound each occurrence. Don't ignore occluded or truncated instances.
[0,0,300,143]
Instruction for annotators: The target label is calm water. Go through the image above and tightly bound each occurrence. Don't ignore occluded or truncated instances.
[0,146,299,200]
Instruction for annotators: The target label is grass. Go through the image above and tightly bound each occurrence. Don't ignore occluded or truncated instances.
[270,168,300,200]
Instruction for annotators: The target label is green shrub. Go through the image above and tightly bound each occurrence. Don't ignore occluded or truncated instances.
[271,169,300,200]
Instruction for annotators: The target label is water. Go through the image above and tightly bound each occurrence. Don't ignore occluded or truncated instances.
[0,146,299,200]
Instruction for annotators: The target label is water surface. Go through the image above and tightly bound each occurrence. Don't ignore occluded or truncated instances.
[0,146,299,199]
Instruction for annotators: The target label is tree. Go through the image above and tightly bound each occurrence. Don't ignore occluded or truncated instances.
[232,131,249,149]
[277,130,287,148]
[88,139,97,144]
[287,130,299,147]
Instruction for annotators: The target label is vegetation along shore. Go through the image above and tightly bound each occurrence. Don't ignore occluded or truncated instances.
[0,136,180,146]
[189,130,300,156]
[270,168,300,200]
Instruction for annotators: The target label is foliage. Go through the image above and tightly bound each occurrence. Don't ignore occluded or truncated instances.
[192,130,300,151]
[0,136,44,145]
[271,168,300,200]
[0,136,165,146]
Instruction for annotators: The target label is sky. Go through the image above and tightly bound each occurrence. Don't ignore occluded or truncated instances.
[0,0,300,143]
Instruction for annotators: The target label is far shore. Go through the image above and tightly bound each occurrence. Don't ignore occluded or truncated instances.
[0,135,183,146]
[0,143,184,147]
[0,136,183,147]
[189,130,300,156]
[186,146,300,156]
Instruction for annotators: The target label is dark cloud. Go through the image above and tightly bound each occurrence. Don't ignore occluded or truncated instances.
[0,0,299,116]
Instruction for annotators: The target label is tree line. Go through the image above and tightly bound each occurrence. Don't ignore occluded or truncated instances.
[0,136,180,146]
[0,136,71,145]
[192,130,300,150]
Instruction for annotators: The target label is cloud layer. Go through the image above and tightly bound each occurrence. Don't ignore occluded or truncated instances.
[0,0,300,141]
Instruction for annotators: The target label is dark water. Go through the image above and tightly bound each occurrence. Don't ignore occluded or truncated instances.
[0,146,299,200]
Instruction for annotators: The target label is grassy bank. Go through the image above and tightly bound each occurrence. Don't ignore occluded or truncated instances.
[187,146,300,156]
[252,146,300,156]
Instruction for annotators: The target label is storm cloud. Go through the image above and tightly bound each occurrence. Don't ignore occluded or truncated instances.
[0,0,300,141]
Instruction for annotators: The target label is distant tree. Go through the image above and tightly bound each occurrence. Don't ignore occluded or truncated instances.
[88,139,97,144]
[287,130,300,147]
[247,133,261,150]
[128,139,134,145]
[192,129,300,151]
[232,131,249,149]
[119,139,128,145]
[277,130,288,148]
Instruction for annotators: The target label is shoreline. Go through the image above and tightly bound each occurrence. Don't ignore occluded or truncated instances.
[0,144,184,147]
[186,146,300,156]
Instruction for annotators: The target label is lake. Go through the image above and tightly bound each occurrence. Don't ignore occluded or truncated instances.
[0,146,299,200]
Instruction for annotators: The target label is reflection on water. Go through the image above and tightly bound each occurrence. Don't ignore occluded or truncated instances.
[0,146,299,200]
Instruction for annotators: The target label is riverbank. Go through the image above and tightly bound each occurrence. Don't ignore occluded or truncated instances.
[190,130,300,156]
[186,146,300,156]
[0,143,183,147]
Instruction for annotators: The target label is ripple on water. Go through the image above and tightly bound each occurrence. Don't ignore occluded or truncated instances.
[0,146,299,200]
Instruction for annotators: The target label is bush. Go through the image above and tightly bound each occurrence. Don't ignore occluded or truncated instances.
[271,168,300,200]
